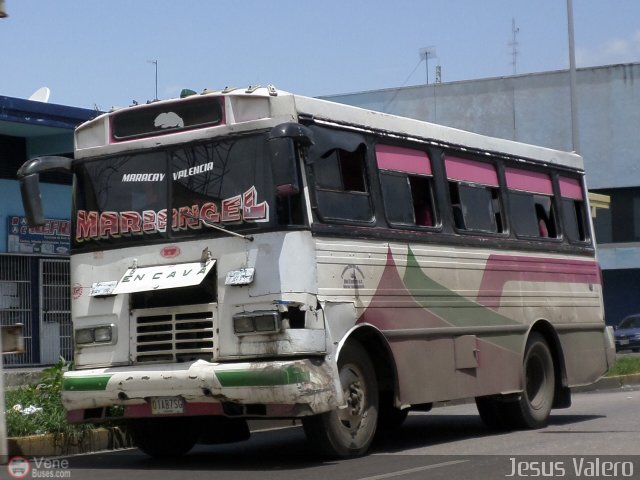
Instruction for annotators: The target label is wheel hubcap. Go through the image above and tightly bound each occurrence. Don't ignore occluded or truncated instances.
[338,365,367,432]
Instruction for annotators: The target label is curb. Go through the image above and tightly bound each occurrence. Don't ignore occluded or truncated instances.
[3,370,43,389]
[7,427,132,458]
[573,373,640,392]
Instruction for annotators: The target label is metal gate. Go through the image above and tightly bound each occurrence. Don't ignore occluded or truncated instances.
[0,255,33,365]
[39,258,72,364]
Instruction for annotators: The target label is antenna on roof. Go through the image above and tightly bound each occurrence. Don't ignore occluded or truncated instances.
[509,18,520,75]
[418,46,437,84]
[28,87,51,103]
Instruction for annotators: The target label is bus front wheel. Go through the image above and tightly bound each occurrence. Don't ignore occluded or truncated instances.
[302,341,378,457]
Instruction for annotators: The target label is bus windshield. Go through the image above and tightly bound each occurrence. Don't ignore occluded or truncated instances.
[73,132,287,250]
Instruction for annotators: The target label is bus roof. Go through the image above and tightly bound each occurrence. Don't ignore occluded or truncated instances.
[290,93,583,171]
[75,86,583,171]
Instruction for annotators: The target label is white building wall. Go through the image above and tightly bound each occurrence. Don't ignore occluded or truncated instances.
[324,63,640,190]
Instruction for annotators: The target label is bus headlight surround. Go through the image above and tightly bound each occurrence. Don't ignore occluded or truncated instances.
[75,325,117,346]
[233,311,281,335]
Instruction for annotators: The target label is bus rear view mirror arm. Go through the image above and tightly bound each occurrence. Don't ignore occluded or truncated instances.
[17,155,73,227]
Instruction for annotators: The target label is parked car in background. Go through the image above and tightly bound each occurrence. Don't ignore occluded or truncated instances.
[614,314,640,352]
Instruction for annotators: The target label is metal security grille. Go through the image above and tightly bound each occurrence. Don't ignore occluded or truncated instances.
[0,255,33,365]
[133,308,215,364]
[39,258,72,363]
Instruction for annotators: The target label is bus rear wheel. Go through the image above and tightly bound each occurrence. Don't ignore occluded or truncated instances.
[475,396,508,430]
[129,416,202,458]
[302,341,378,457]
[506,332,556,429]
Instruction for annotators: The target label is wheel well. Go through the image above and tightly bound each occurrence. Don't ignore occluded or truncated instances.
[342,326,397,399]
[529,320,571,409]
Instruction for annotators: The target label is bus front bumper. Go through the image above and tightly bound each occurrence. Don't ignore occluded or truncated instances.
[63,357,340,421]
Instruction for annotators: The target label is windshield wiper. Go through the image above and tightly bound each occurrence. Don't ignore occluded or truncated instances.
[183,212,254,241]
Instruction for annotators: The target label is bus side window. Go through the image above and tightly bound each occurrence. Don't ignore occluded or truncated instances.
[559,176,589,242]
[376,144,436,228]
[313,145,374,223]
[316,147,367,192]
[379,172,436,227]
[445,155,503,234]
[506,168,557,239]
[450,182,501,233]
[535,197,557,237]
[410,176,434,226]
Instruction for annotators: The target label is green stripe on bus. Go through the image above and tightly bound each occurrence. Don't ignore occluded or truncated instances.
[216,366,310,387]
[404,247,522,353]
[62,375,112,391]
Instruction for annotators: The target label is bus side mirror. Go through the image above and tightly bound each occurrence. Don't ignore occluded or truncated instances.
[269,123,314,196]
[17,156,73,227]
[19,174,45,226]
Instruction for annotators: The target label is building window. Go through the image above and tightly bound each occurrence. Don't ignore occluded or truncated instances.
[592,187,640,244]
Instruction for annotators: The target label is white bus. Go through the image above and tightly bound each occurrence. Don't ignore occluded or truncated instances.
[18,86,615,458]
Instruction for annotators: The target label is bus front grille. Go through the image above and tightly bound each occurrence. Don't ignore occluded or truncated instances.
[134,310,215,363]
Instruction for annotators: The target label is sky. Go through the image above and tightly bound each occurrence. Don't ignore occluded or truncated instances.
[2,1,640,110]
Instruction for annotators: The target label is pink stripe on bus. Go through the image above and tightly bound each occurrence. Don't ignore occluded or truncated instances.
[376,144,432,175]
[445,156,498,186]
[476,254,599,308]
[559,177,584,200]
[505,168,553,195]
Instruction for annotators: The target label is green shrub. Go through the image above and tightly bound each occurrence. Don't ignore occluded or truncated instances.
[4,358,93,440]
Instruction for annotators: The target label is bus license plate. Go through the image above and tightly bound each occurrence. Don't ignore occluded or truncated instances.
[150,396,184,415]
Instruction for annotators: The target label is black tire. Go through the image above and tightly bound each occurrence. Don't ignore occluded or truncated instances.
[505,332,556,429]
[129,416,202,458]
[302,341,378,457]
[475,396,509,430]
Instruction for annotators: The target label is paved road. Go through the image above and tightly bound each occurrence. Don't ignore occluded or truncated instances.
[8,387,640,480]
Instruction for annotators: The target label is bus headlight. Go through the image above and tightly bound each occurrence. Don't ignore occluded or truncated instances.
[233,312,280,335]
[75,325,117,345]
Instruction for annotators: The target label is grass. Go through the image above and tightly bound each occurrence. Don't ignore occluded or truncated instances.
[606,355,640,377]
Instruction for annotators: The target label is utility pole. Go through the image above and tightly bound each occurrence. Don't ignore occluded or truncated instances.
[567,0,580,153]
